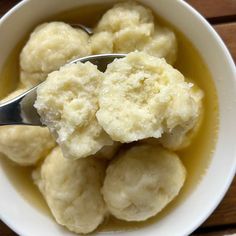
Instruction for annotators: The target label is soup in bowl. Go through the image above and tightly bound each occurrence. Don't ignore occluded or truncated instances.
[0,0,235,236]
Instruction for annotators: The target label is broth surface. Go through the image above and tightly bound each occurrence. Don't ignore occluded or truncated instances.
[0,3,219,232]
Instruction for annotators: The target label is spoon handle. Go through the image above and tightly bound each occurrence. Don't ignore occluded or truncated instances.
[0,87,43,126]
[0,99,21,125]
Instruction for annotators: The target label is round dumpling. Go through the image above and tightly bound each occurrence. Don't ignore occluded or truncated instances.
[102,144,186,221]
[32,147,107,234]
[35,62,112,160]
[96,52,203,143]
[0,89,56,165]
[20,22,91,88]
[93,2,177,64]
[94,2,154,53]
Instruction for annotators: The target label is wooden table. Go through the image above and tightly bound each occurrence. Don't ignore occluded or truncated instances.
[0,0,235,235]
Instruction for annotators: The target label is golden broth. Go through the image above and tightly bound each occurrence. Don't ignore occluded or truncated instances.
[0,3,219,233]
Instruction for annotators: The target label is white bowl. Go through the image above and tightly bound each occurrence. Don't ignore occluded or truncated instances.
[0,0,236,236]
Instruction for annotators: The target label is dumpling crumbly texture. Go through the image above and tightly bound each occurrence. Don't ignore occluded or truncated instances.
[97,52,203,143]
[102,144,186,221]
[90,31,114,54]
[20,22,91,88]
[32,147,107,234]
[0,89,55,165]
[159,83,204,150]
[91,2,177,64]
[143,26,177,65]
[35,62,112,160]
[95,1,154,33]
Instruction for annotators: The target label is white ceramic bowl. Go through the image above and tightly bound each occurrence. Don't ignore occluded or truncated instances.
[0,0,236,236]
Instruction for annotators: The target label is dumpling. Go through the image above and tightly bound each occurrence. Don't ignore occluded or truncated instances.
[20,22,91,87]
[97,52,203,143]
[33,147,107,234]
[92,2,177,64]
[102,144,186,221]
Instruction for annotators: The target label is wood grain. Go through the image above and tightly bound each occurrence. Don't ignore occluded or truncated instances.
[0,1,235,236]
[214,22,236,62]
[186,0,236,19]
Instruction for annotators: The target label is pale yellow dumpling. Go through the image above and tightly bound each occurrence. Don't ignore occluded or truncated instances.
[92,2,177,64]
[20,22,91,88]
[97,52,203,143]
[33,147,107,234]
[102,144,186,221]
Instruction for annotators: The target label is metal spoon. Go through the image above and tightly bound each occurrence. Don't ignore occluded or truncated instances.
[0,53,126,126]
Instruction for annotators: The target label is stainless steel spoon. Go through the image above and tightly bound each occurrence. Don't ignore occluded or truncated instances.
[0,53,126,126]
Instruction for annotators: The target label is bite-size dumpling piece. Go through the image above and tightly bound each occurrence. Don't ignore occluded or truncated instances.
[32,147,107,234]
[102,144,186,221]
[93,2,177,64]
[159,83,204,150]
[97,52,203,143]
[20,22,91,88]
[0,89,55,165]
[35,62,112,160]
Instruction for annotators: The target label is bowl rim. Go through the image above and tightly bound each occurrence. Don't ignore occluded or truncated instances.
[0,0,235,236]
[177,1,236,236]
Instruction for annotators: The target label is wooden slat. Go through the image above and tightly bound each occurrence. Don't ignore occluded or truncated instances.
[214,22,236,62]
[186,0,236,19]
